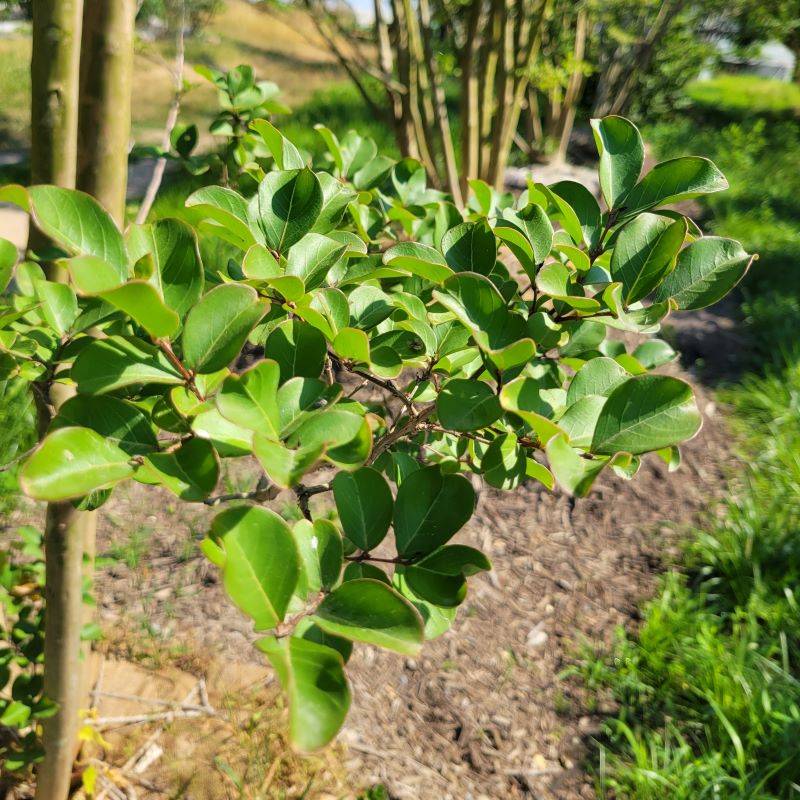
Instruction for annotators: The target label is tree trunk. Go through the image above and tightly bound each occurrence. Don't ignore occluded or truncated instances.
[77,0,136,221]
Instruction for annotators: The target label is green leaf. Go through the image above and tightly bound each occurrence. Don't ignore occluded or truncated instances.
[535,262,601,311]
[468,179,493,215]
[285,233,346,290]
[481,432,527,490]
[394,466,475,558]
[393,571,457,639]
[294,518,343,595]
[624,157,728,216]
[441,221,497,275]
[211,505,300,629]
[277,378,342,438]
[51,396,158,455]
[250,119,305,169]
[383,242,452,283]
[182,284,265,373]
[313,579,424,655]
[1,700,31,727]
[141,438,219,501]
[264,319,327,381]
[333,327,370,364]
[72,336,183,394]
[353,155,394,190]
[437,379,502,432]
[633,339,677,369]
[610,213,686,304]
[591,375,702,455]
[558,395,607,449]
[250,167,323,253]
[314,124,344,173]
[21,427,134,501]
[508,203,554,264]
[331,467,393,551]
[653,237,753,310]
[192,407,254,457]
[312,173,357,234]
[253,437,322,488]
[289,408,365,451]
[28,186,127,275]
[545,434,615,497]
[549,181,602,250]
[567,357,630,405]
[216,360,281,437]
[0,237,16,292]
[499,377,563,445]
[590,116,644,210]
[256,636,350,751]
[186,186,256,249]
[125,219,204,319]
[35,280,78,335]
[99,281,181,338]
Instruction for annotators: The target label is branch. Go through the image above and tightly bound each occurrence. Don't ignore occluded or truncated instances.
[203,475,278,506]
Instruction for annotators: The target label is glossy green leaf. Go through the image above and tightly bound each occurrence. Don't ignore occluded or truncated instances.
[0,237,16,292]
[126,218,204,318]
[21,427,134,501]
[253,437,322,488]
[28,186,127,275]
[250,167,323,253]
[264,319,327,381]
[441,221,497,275]
[141,438,219,501]
[633,339,677,369]
[654,237,753,310]
[549,181,602,250]
[99,281,180,338]
[437,379,502,432]
[186,186,256,249]
[72,336,183,394]
[624,157,728,216]
[592,375,702,455]
[558,395,607,449]
[567,357,630,405]
[277,378,342,438]
[285,233,346,290]
[611,213,687,304]
[35,280,78,335]
[394,466,475,558]
[51,396,158,455]
[256,636,350,751]
[216,360,281,437]
[331,467,393,551]
[546,434,614,497]
[383,242,452,283]
[251,119,305,169]
[313,579,424,655]
[182,284,265,373]
[210,505,300,629]
[590,116,644,210]
[293,518,343,595]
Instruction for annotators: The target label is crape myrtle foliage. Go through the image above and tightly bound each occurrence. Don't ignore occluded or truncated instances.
[0,116,752,750]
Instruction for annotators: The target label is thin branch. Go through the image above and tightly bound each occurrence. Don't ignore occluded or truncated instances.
[0,445,37,473]
[136,1,186,224]
[203,476,278,506]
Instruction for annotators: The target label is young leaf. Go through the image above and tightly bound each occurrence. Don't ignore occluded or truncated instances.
[185,186,256,249]
[293,519,343,595]
[591,375,702,455]
[210,505,300,629]
[549,181,602,250]
[35,280,78,335]
[313,579,424,655]
[331,467,393,551]
[590,116,644,210]
[653,237,753,310]
[250,119,306,169]
[21,427,134,501]
[285,233,346,290]
[182,284,265,373]
[256,636,350,751]
[394,466,475,558]
[383,242,452,284]
[253,437,323,488]
[0,237,17,292]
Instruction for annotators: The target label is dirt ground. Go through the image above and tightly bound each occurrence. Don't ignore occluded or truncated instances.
[4,316,736,800]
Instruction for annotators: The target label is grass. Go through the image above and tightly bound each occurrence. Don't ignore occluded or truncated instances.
[0,379,35,512]
[686,75,800,119]
[577,74,800,799]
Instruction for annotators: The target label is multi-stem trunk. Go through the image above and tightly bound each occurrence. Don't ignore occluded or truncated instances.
[29,2,89,799]
[77,0,136,216]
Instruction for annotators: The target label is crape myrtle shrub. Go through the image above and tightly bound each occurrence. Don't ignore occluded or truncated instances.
[0,114,751,749]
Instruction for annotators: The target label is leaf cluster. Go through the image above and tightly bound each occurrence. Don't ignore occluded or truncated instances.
[0,114,750,749]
